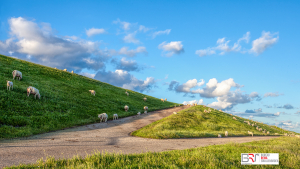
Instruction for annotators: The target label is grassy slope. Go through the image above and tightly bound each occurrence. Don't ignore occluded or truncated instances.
[132,105,299,139]
[6,136,300,169]
[0,54,180,140]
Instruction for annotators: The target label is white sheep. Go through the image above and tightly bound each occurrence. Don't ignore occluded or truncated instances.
[98,113,108,123]
[71,70,74,74]
[161,98,164,102]
[124,105,129,112]
[225,131,228,137]
[12,70,22,80]
[230,114,232,116]
[125,91,129,96]
[143,97,147,101]
[27,86,41,99]
[295,135,300,138]
[144,111,147,114]
[275,133,279,135]
[165,98,167,101]
[267,131,270,134]
[54,67,57,69]
[6,81,13,90]
[89,90,96,96]
[248,131,253,137]
[284,133,288,136]
[137,112,141,116]
[63,69,67,71]
[144,106,148,111]
[113,114,118,120]
[233,117,237,120]
[203,105,206,108]
[173,112,177,114]
[252,124,254,127]
[218,134,222,138]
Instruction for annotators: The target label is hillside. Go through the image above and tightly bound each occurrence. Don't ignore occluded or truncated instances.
[131,105,299,139]
[0,54,179,140]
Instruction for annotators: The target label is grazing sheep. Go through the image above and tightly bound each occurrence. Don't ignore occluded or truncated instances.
[161,98,164,102]
[248,131,253,137]
[267,131,270,134]
[233,117,237,120]
[98,113,108,123]
[125,91,129,96]
[203,105,206,107]
[219,109,222,112]
[6,81,13,90]
[259,128,262,131]
[71,70,74,74]
[284,133,288,136]
[137,112,141,116]
[124,105,129,112]
[256,126,259,130]
[225,131,228,137]
[54,67,57,69]
[295,135,300,138]
[275,133,279,135]
[63,69,67,71]
[165,98,167,101]
[27,86,41,99]
[144,111,147,114]
[173,112,177,114]
[89,90,96,96]
[12,70,22,80]
[144,106,148,111]
[262,131,265,133]
[252,124,254,127]
[143,97,147,101]
[113,114,118,120]
[204,110,208,113]
[218,134,222,138]
[230,114,233,116]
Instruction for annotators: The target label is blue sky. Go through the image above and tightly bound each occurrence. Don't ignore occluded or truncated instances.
[1,0,299,132]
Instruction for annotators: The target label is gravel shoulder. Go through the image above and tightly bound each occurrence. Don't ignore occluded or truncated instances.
[0,106,279,168]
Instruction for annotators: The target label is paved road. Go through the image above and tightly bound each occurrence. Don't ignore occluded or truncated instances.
[0,106,279,168]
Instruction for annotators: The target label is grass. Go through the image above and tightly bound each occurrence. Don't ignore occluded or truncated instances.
[5,136,300,168]
[0,54,181,140]
[131,106,299,139]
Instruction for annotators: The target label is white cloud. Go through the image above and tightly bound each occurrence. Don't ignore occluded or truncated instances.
[86,28,106,37]
[152,29,171,38]
[195,48,216,57]
[264,92,283,98]
[158,41,184,57]
[113,19,131,30]
[111,57,142,72]
[295,111,300,115]
[250,31,279,54]
[118,46,147,57]
[168,79,205,93]
[8,51,14,55]
[79,72,96,79]
[139,25,151,32]
[123,32,140,44]
[183,99,204,105]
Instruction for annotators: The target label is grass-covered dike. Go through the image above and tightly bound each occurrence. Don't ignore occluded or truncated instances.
[0,54,180,140]
[5,136,300,169]
[131,106,299,139]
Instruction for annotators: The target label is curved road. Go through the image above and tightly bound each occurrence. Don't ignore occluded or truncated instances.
[0,106,279,168]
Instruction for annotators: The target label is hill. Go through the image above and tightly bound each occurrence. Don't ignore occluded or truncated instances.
[0,54,179,140]
[131,105,299,139]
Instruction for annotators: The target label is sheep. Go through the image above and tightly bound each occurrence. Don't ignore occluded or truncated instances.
[203,105,206,107]
[54,67,57,69]
[219,109,222,112]
[113,114,118,120]
[27,86,41,99]
[144,106,148,111]
[230,114,233,116]
[144,111,147,114]
[218,134,222,138]
[137,112,141,116]
[6,81,13,90]
[262,131,265,133]
[259,128,262,131]
[63,69,67,71]
[124,105,129,112]
[252,124,254,127]
[233,117,237,120]
[161,98,164,102]
[12,70,22,80]
[98,113,108,123]
[225,131,228,137]
[248,131,253,137]
[143,97,147,101]
[204,110,208,113]
[89,90,96,96]
[275,133,279,135]
[71,70,74,74]
[125,91,129,96]
[267,131,270,134]
[173,112,177,114]
[165,98,167,101]
[295,135,300,138]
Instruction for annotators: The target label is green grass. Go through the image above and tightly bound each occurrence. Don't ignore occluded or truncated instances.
[5,136,300,169]
[0,54,181,140]
[131,106,299,139]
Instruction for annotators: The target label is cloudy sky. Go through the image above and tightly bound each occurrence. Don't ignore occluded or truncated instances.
[1,0,299,133]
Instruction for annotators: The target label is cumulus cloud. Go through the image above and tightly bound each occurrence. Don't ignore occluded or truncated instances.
[275,120,299,131]
[276,104,294,109]
[168,79,205,93]
[139,25,151,32]
[113,19,131,30]
[264,105,272,108]
[158,41,184,57]
[195,32,250,57]
[250,31,279,54]
[94,69,156,92]
[264,92,283,98]
[111,57,143,72]
[245,108,262,113]
[86,28,106,37]
[123,32,140,44]
[1,17,111,72]
[118,46,147,57]
[183,99,204,105]
[152,29,171,38]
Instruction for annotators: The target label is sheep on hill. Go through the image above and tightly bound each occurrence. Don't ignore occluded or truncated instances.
[98,113,108,123]
[63,69,67,71]
[225,131,228,137]
[125,91,129,96]
[6,81,13,90]
[143,97,147,101]
[12,70,22,80]
[165,98,167,101]
[137,112,141,116]
[144,111,147,114]
[173,112,177,114]
[233,117,237,120]
[89,90,96,96]
[295,135,300,138]
[248,131,253,137]
[124,105,129,112]
[218,134,222,138]
[267,131,270,134]
[144,106,148,113]
[71,70,74,74]
[27,86,41,99]
[161,98,164,102]
[113,114,118,120]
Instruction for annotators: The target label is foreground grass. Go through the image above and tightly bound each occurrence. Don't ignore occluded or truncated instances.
[0,54,180,140]
[5,136,300,169]
[132,106,299,139]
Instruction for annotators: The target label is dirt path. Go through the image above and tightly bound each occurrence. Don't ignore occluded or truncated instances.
[0,106,279,168]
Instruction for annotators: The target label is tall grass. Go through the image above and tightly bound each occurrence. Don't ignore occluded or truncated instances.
[5,136,300,168]
[132,106,299,139]
[0,54,180,140]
